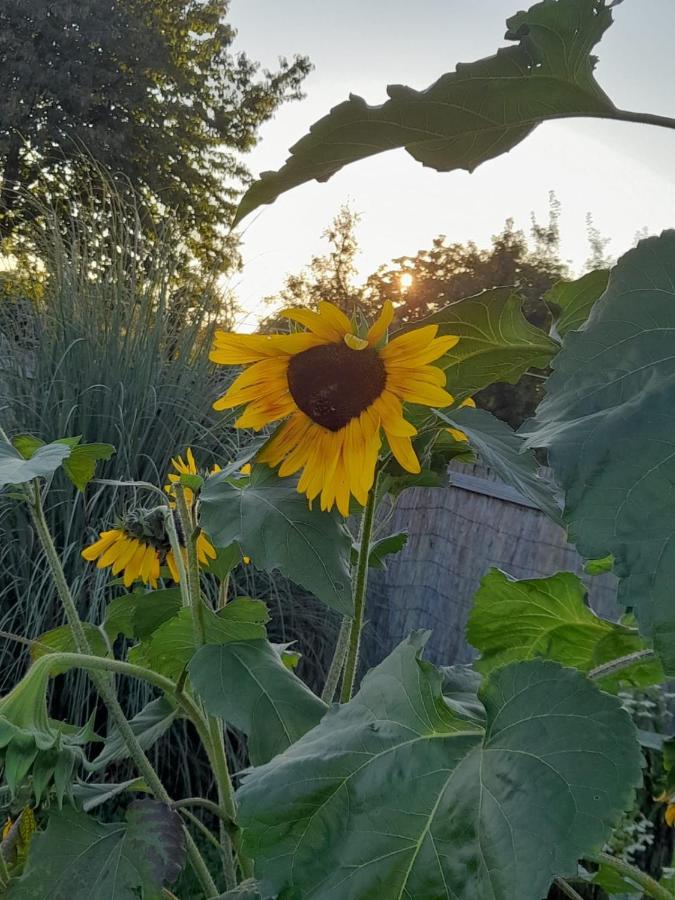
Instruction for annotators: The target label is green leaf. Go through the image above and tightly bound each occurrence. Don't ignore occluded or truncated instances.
[238,634,641,900]
[421,288,557,400]
[467,569,663,689]
[72,777,149,813]
[11,434,48,459]
[190,639,327,766]
[435,404,562,521]
[522,230,675,673]
[218,881,265,899]
[0,441,71,488]
[585,554,615,576]
[62,442,115,491]
[9,800,185,899]
[128,598,268,679]
[31,624,110,675]
[233,0,617,224]
[104,588,183,641]
[200,465,353,616]
[367,532,408,570]
[205,543,243,582]
[89,697,178,772]
[546,269,610,338]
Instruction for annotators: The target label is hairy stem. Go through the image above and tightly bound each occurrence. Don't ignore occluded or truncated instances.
[553,877,585,900]
[340,473,379,704]
[28,490,218,897]
[588,852,673,900]
[174,484,207,644]
[321,616,351,703]
[588,649,655,681]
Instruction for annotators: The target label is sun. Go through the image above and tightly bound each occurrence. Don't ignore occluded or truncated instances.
[399,272,414,292]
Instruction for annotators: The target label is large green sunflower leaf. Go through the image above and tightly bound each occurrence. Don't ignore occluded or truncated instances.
[9,434,115,491]
[237,634,641,900]
[0,440,71,488]
[419,288,557,400]
[200,465,353,616]
[104,588,183,641]
[189,639,327,765]
[522,230,675,673]
[467,569,663,690]
[128,598,268,680]
[434,404,562,521]
[9,800,185,899]
[233,0,617,224]
[546,269,610,339]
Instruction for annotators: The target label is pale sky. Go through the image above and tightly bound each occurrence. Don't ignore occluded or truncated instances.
[227,0,675,328]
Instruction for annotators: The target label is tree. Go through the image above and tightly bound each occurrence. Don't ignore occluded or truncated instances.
[0,0,310,276]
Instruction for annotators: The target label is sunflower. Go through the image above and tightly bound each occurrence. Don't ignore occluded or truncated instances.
[210,300,458,515]
[81,508,176,589]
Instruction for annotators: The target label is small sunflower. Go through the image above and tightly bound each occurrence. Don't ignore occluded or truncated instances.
[81,506,183,588]
[210,301,458,515]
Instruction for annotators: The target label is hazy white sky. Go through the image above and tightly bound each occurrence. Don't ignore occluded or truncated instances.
[228,0,675,328]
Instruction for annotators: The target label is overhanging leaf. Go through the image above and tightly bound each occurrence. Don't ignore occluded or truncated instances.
[104,588,183,641]
[434,404,562,521]
[31,624,110,675]
[0,441,71,488]
[367,532,408,570]
[72,777,149,813]
[522,230,675,673]
[467,569,663,690]
[546,268,610,339]
[9,800,185,899]
[237,633,642,900]
[62,442,116,491]
[420,288,557,400]
[234,0,618,224]
[200,465,353,616]
[190,640,327,765]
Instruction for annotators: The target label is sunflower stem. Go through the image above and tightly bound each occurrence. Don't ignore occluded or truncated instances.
[339,472,379,704]
[173,483,240,889]
[321,616,351,703]
[27,486,219,898]
[587,852,673,900]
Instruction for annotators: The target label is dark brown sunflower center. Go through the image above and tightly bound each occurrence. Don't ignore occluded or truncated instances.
[287,341,386,431]
[121,506,179,554]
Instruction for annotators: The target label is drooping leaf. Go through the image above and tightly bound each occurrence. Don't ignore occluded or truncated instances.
[467,569,663,689]
[434,404,562,521]
[72,777,149,813]
[31,624,110,674]
[0,441,71,488]
[104,588,183,641]
[9,800,185,899]
[546,268,610,338]
[522,230,675,673]
[233,0,617,224]
[190,640,326,765]
[205,542,244,582]
[89,697,178,772]
[200,465,353,616]
[237,633,642,900]
[128,599,268,679]
[421,288,557,400]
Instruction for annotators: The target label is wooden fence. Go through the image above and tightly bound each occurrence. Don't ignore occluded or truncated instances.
[362,461,619,669]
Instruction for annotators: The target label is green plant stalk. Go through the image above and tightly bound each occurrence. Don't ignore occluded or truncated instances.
[321,616,351,703]
[0,842,10,889]
[553,877,584,900]
[28,487,219,898]
[588,649,656,681]
[174,485,239,890]
[588,852,673,900]
[340,473,379,704]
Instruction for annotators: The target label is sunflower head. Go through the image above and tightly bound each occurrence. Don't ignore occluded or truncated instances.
[164,447,221,507]
[210,300,458,515]
[81,509,170,589]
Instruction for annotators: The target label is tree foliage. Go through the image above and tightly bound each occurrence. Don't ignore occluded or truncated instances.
[0,0,310,274]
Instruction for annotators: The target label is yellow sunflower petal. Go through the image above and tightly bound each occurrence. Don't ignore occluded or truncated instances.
[461,397,476,409]
[383,330,458,366]
[367,300,395,347]
[372,393,417,437]
[280,307,346,342]
[210,331,323,366]
[240,463,252,476]
[393,381,454,408]
[97,536,130,569]
[81,530,121,561]
[447,427,470,443]
[166,550,180,583]
[666,804,675,827]
[235,394,298,430]
[186,448,197,473]
[124,542,148,588]
[318,301,353,337]
[111,538,140,575]
[387,433,421,474]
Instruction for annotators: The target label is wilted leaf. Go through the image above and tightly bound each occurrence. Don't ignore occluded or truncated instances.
[90,697,178,772]
[522,230,675,673]
[467,569,662,689]
[201,465,353,616]
[238,634,641,900]
[190,639,326,765]
[234,0,617,223]
[435,404,562,521]
[72,777,149,813]
[9,800,185,899]
[0,441,71,488]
